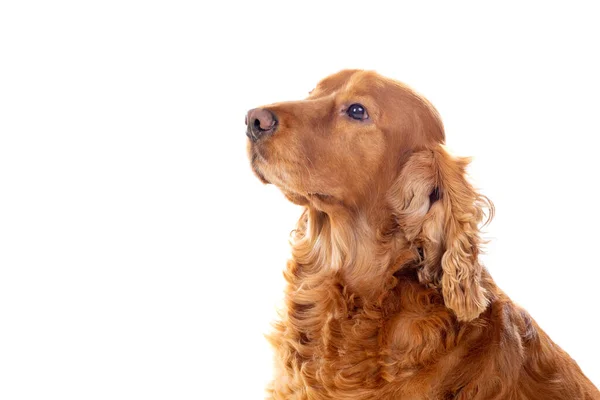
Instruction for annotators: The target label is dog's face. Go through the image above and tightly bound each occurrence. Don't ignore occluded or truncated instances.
[246,69,445,209]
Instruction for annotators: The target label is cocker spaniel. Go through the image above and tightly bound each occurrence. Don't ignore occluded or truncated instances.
[245,70,599,399]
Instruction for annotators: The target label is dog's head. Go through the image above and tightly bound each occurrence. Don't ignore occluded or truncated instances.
[246,70,492,321]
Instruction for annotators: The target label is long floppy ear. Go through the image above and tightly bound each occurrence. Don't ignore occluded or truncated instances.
[390,145,493,322]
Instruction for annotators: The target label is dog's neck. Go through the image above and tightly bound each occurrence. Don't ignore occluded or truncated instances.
[291,204,419,302]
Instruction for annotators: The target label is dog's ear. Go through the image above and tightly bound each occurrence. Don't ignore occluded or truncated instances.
[390,145,493,322]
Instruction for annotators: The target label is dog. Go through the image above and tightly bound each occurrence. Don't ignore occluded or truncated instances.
[245,70,599,399]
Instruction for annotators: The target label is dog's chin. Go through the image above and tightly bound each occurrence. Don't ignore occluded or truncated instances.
[248,148,338,209]
[252,161,338,208]
[282,191,337,208]
[307,192,334,202]
[282,191,310,206]
[281,187,342,211]
[249,148,271,184]
[251,163,270,184]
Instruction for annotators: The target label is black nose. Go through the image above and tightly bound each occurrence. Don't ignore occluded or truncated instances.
[245,108,278,142]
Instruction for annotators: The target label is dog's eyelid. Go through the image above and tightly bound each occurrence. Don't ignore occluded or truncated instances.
[338,96,377,119]
[345,103,369,121]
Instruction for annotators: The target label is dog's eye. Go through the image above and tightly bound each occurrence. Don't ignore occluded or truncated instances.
[347,103,368,121]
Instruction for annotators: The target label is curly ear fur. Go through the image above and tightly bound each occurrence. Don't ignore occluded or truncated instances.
[390,145,493,322]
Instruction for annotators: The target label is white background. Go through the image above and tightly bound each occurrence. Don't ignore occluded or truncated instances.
[1,1,599,399]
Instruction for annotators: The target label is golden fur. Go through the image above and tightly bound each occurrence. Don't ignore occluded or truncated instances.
[246,70,599,399]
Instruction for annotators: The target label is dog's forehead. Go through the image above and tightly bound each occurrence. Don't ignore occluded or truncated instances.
[313,70,398,101]
[315,69,362,92]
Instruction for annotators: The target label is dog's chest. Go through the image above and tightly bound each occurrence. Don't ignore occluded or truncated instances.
[269,277,456,398]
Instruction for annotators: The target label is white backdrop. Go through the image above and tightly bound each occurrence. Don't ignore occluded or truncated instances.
[1,1,599,399]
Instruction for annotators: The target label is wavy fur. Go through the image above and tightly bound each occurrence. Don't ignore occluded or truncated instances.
[246,70,599,399]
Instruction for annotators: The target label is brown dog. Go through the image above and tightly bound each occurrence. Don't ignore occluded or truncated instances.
[246,70,599,399]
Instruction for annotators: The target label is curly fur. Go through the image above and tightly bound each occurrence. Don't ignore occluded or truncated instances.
[246,70,599,399]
